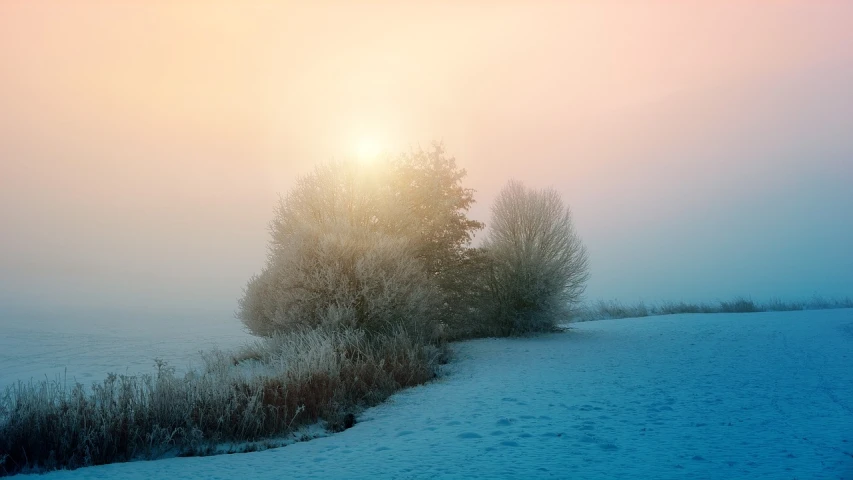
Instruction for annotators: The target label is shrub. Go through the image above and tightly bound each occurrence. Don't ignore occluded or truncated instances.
[240,223,441,338]
[437,247,498,340]
[481,181,589,335]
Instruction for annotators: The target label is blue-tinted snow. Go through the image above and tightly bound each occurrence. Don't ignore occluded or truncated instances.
[8,309,853,479]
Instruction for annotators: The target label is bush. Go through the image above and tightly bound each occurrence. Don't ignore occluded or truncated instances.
[481,181,589,335]
[0,328,444,476]
[239,144,483,337]
[240,223,441,338]
[439,247,499,340]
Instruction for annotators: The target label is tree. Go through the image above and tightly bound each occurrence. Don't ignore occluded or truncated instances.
[482,180,589,334]
[387,145,485,325]
[239,143,483,337]
[388,144,484,276]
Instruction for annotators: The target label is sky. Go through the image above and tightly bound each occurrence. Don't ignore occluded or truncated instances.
[1,1,852,321]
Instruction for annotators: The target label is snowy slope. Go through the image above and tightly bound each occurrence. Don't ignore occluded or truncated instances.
[9,309,853,479]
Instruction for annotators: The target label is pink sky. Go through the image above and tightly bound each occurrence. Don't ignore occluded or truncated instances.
[1,2,852,315]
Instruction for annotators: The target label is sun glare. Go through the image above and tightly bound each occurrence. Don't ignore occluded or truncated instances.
[355,136,382,163]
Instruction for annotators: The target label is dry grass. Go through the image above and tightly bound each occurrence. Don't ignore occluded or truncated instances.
[0,327,445,476]
[572,300,651,322]
[573,295,853,322]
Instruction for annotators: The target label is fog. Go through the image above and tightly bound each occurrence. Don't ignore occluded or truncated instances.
[1,2,851,325]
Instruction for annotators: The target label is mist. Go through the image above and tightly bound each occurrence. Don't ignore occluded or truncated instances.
[1,2,852,325]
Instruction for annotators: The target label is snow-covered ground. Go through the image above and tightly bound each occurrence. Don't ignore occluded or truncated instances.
[0,308,252,392]
[4,309,853,479]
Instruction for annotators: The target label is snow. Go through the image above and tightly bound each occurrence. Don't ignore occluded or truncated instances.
[0,310,251,392]
[5,309,853,479]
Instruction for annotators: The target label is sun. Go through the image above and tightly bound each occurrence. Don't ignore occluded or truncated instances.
[354,136,383,163]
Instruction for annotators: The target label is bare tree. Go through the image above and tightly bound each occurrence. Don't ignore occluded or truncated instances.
[483,180,589,334]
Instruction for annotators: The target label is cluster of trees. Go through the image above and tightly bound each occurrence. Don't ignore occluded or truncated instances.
[239,144,588,339]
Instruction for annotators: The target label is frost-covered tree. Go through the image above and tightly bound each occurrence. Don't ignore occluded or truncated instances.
[482,180,589,334]
[388,145,484,277]
[240,222,440,337]
[239,143,483,337]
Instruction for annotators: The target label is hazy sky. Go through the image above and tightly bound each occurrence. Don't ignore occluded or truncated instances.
[1,2,852,318]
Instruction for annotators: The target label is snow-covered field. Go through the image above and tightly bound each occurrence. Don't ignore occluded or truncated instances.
[0,308,252,392]
[3,309,852,479]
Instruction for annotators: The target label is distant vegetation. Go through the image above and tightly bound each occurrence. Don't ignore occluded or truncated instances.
[573,295,853,322]
[1,144,590,475]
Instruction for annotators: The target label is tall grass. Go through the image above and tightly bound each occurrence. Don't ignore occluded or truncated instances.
[573,295,853,322]
[0,328,444,476]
